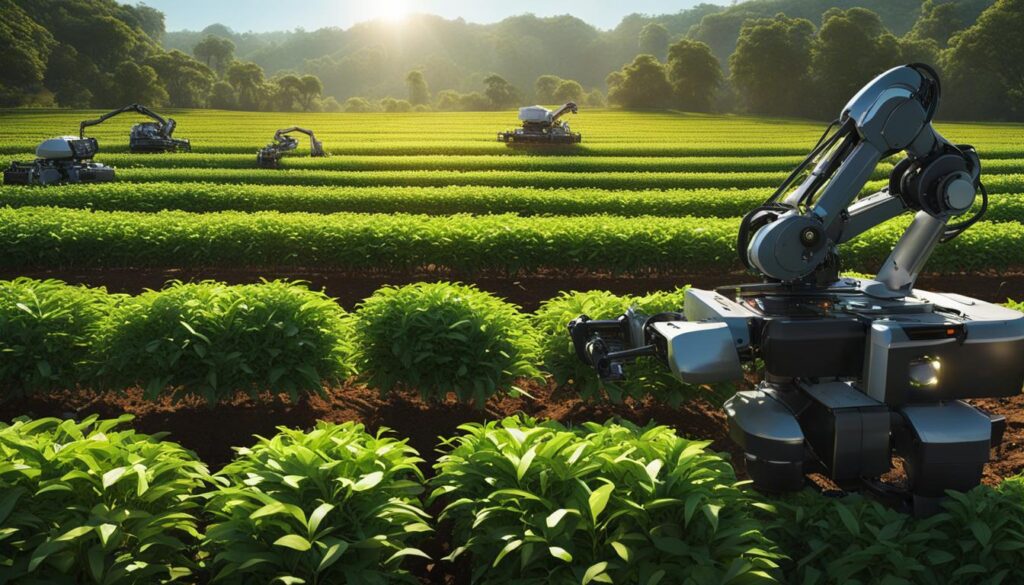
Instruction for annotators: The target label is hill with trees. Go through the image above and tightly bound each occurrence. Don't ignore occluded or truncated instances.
[3,0,1020,121]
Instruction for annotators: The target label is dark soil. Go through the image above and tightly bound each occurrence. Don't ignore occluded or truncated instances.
[5,267,1024,311]
[0,381,735,473]
[2,383,1022,584]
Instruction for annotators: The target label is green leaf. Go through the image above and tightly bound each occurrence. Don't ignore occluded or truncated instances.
[493,539,522,567]
[549,546,573,562]
[353,471,383,491]
[968,520,992,546]
[611,541,631,562]
[317,541,349,573]
[588,482,615,523]
[583,561,609,585]
[386,547,431,564]
[102,466,128,489]
[546,508,578,529]
[834,502,860,536]
[274,534,312,552]
[308,502,335,536]
[96,523,118,548]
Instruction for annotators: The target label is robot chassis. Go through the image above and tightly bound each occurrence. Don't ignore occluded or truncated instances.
[257,127,326,169]
[569,64,1024,514]
[498,102,581,145]
[3,104,189,185]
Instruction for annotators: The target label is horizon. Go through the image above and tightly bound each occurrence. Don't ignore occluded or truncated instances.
[137,0,718,33]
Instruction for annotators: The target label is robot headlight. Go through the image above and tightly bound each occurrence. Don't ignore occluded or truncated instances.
[908,356,941,388]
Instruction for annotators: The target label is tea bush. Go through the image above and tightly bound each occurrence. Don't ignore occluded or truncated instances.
[98,280,353,403]
[0,415,211,584]
[0,278,113,398]
[431,416,780,584]
[352,282,540,403]
[202,422,430,584]
[533,288,736,405]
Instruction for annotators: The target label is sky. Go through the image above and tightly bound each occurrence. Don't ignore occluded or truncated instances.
[137,1,717,33]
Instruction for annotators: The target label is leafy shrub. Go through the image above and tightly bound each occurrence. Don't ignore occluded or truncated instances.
[202,422,430,584]
[431,416,780,584]
[0,415,211,584]
[0,278,113,398]
[766,479,1024,584]
[98,280,352,403]
[534,288,732,405]
[352,282,540,403]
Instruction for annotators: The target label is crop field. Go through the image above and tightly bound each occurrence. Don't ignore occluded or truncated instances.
[3,108,1024,584]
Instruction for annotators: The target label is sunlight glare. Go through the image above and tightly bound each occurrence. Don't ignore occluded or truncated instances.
[379,0,410,23]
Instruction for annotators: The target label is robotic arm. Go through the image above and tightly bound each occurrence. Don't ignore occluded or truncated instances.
[257,127,326,168]
[739,64,984,296]
[80,104,174,139]
[272,127,325,157]
[548,102,579,124]
[79,104,190,152]
[569,64,989,384]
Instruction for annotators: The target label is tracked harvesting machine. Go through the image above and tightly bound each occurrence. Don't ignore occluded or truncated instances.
[568,64,1020,516]
[257,127,326,169]
[498,102,581,145]
[80,104,191,153]
[3,136,114,185]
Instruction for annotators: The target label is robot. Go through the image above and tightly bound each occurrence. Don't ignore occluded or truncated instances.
[2,136,114,185]
[568,64,1024,514]
[498,102,581,145]
[79,104,191,153]
[257,127,326,169]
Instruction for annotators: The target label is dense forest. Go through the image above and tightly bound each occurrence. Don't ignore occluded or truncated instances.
[2,0,1022,120]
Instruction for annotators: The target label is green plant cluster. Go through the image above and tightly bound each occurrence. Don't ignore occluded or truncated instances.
[2,414,1024,583]
[0,279,353,403]
[431,416,780,584]
[5,206,1024,275]
[98,281,354,403]
[0,415,212,584]
[0,278,113,397]
[765,482,1024,584]
[351,282,540,404]
[116,167,799,191]
[202,422,430,584]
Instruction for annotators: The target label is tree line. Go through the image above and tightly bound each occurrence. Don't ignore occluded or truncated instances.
[1,0,1021,120]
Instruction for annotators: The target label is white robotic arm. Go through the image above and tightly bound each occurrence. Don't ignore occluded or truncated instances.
[740,64,985,296]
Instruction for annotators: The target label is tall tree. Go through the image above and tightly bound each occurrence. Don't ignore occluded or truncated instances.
[666,39,722,112]
[109,61,168,106]
[146,49,214,108]
[552,79,584,103]
[606,54,673,109]
[942,0,1024,121]
[483,74,519,109]
[226,60,266,110]
[729,14,816,116]
[405,70,430,106]
[299,74,323,111]
[0,0,54,105]
[193,35,235,76]
[639,23,670,62]
[534,74,562,103]
[811,8,904,117]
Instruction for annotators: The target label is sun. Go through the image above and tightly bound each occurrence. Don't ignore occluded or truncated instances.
[379,0,411,23]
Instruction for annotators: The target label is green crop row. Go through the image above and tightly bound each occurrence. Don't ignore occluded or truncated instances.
[6,152,1024,177]
[114,167,803,190]
[3,182,1021,223]
[5,140,1024,158]
[0,278,353,403]
[0,279,707,405]
[2,206,1023,275]
[2,414,1023,584]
